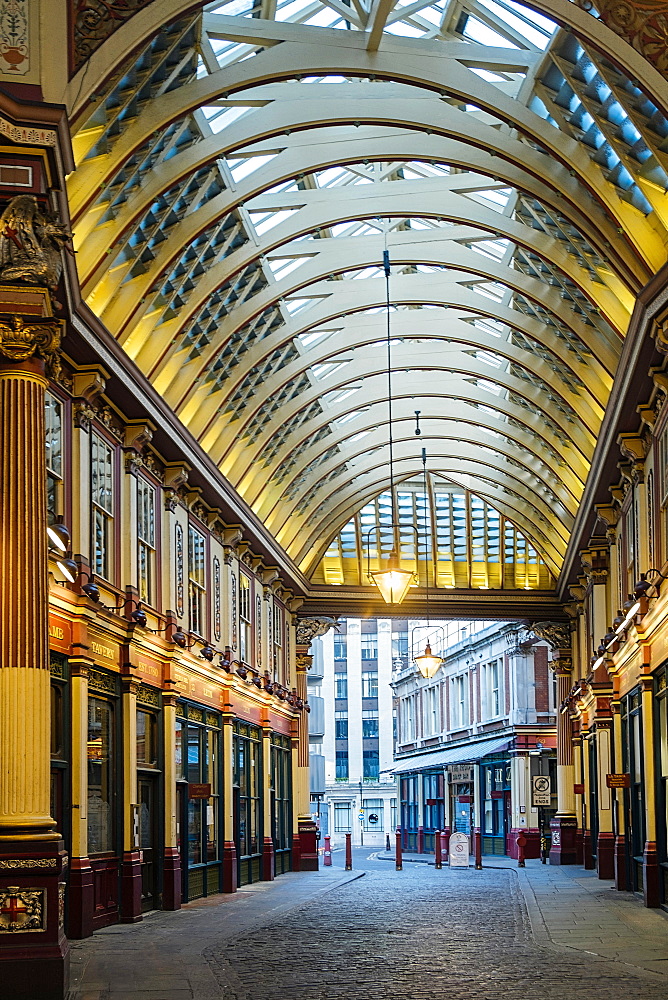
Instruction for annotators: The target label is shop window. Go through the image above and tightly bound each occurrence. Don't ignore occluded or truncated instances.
[45,391,62,521]
[334,802,351,832]
[188,524,206,636]
[239,575,251,663]
[137,478,156,606]
[390,797,397,832]
[176,707,221,886]
[422,772,445,831]
[50,655,68,844]
[91,432,114,581]
[363,798,383,832]
[234,721,262,875]
[87,696,116,854]
[271,733,292,872]
[335,672,347,699]
[136,709,158,766]
[362,670,378,698]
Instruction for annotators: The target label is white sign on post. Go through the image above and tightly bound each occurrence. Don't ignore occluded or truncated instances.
[532,775,551,807]
[449,831,470,867]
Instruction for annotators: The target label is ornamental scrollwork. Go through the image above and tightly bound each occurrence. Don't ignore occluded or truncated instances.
[295,617,337,647]
[70,0,149,75]
[578,0,668,76]
[0,886,45,932]
[528,621,572,651]
[0,195,72,300]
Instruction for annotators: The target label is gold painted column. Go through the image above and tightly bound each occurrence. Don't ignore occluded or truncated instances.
[220,690,237,893]
[161,691,181,909]
[120,675,142,922]
[0,313,69,998]
[550,647,578,865]
[261,714,274,881]
[640,669,660,906]
[67,657,95,938]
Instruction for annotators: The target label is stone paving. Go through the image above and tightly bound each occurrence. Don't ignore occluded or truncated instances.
[67,854,668,1000]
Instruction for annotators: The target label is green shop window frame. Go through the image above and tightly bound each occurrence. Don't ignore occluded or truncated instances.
[175,702,222,902]
[50,654,70,860]
[271,733,292,876]
[621,688,645,894]
[233,720,263,885]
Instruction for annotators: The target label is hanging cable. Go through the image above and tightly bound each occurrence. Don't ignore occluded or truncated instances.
[383,249,395,528]
[422,446,430,626]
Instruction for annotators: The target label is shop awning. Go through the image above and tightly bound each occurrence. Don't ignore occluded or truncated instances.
[391,735,513,774]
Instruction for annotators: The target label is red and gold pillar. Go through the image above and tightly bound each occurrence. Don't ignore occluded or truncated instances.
[0,312,69,998]
[549,648,578,865]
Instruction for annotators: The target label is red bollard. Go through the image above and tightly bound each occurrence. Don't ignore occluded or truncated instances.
[442,826,451,863]
[345,832,352,871]
[474,827,483,870]
[517,831,526,868]
[435,830,442,869]
[323,835,332,867]
[395,828,403,871]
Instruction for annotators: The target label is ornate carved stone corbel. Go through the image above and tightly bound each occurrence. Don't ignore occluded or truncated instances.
[618,432,649,485]
[295,617,337,649]
[528,620,572,652]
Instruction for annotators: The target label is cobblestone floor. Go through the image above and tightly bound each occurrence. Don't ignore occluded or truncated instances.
[204,866,667,1000]
[68,857,668,1000]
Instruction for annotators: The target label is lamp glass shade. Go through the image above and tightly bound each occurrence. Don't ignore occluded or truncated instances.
[370,552,414,604]
[414,643,443,679]
[47,521,70,552]
[57,557,78,582]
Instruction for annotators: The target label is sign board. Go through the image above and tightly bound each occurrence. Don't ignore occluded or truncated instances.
[573,783,585,795]
[532,775,551,806]
[449,832,469,867]
[448,765,474,783]
[606,773,631,789]
[188,783,211,799]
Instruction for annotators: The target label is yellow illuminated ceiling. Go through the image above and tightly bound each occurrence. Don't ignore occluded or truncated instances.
[66,0,668,585]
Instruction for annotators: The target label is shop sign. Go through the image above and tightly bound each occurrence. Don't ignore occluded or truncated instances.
[574,783,585,795]
[89,634,119,668]
[48,614,71,652]
[605,773,631,789]
[532,775,551,806]
[188,783,211,799]
[134,656,162,685]
[449,832,469,867]
[448,765,474,783]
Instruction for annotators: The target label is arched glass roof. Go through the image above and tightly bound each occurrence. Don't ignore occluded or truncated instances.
[67,0,668,589]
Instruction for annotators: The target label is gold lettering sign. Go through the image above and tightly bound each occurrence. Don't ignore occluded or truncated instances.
[135,658,161,680]
[48,615,71,652]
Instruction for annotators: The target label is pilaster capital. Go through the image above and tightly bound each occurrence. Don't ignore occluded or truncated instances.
[295,653,313,673]
[0,313,62,378]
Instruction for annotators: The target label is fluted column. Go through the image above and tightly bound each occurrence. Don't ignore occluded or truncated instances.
[0,312,69,999]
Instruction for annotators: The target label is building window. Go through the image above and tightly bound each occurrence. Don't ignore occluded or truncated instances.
[361,634,378,660]
[188,525,206,636]
[239,575,251,663]
[45,391,62,520]
[334,637,347,660]
[335,750,348,780]
[363,749,379,780]
[401,695,416,743]
[335,712,348,740]
[390,797,397,831]
[271,733,292,861]
[87,696,116,854]
[334,801,351,832]
[483,660,501,718]
[335,672,348,699]
[273,601,284,682]
[392,631,408,668]
[362,710,379,738]
[451,674,469,729]
[429,686,440,734]
[91,432,114,580]
[137,478,156,605]
[363,798,383,832]
[362,670,378,698]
